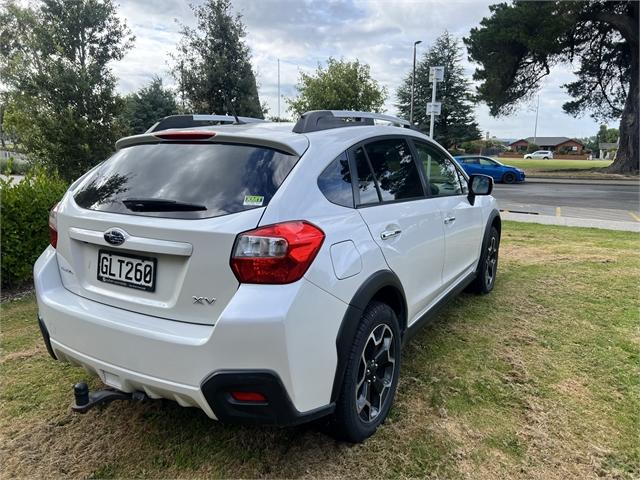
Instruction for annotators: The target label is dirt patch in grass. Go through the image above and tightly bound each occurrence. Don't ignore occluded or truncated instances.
[1,222,639,479]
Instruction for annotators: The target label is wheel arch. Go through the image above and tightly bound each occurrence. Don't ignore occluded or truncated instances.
[330,270,407,402]
[477,209,501,274]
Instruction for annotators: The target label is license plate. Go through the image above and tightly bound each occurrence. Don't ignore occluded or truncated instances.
[97,249,157,292]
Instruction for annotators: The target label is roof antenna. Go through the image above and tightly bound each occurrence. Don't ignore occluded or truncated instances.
[219,89,244,125]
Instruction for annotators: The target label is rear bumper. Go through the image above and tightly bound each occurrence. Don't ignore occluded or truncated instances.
[34,246,347,423]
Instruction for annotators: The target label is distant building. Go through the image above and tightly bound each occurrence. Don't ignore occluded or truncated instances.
[598,142,618,160]
[509,137,585,154]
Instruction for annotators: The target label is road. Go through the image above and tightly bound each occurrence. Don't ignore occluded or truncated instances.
[492,181,640,223]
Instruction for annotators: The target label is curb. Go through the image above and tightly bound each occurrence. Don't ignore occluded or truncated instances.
[525,177,639,186]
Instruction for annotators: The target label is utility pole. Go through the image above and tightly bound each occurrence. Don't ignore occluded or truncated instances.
[533,95,539,145]
[410,40,422,124]
[277,58,281,119]
[180,61,185,111]
[427,66,444,138]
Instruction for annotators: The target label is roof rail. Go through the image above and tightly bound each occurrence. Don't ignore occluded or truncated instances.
[292,110,413,134]
[147,114,265,133]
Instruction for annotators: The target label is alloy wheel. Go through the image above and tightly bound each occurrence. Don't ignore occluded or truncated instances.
[355,324,396,423]
[484,235,498,288]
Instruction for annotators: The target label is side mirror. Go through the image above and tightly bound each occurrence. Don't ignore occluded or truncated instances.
[468,174,493,205]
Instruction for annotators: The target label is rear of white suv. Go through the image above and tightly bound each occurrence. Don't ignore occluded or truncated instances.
[35,111,501,442]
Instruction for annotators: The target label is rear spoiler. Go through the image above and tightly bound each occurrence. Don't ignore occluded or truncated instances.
[146,114,265,133]
[115,129,309,157]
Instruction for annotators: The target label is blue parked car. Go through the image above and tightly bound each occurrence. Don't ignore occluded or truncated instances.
[454,155,525,184]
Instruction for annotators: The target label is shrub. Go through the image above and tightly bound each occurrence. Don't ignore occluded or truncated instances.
[0,156,30,175]
[1,170,68,288]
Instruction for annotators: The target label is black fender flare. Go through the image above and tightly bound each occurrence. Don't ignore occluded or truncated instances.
[476,209,501,274]
[330,270,407,402]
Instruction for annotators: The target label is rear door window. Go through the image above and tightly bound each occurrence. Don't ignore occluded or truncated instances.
[74,143,299,219]
[363,138,425,202]
[352,146,380,206]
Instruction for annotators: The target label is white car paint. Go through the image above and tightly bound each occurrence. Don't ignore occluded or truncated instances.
[34,114,499,421]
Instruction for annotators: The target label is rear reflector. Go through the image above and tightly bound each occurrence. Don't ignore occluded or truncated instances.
[49,203,59,248]
[230,391,267,402]
[153,130,217,140]
[230,221,325,284]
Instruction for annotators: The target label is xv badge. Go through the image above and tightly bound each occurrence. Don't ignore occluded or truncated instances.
[192,296,216,305]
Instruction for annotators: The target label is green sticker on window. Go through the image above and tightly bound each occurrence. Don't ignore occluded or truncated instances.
[243,195,264,206]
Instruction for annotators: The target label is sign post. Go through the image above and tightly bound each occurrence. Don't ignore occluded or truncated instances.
[428,66,444,138]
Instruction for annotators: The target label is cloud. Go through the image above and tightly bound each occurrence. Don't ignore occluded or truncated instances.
[113,0,604,138]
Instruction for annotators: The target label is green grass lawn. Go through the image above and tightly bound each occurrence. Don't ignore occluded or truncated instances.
[1,222,639,479]
[499,159,613,172]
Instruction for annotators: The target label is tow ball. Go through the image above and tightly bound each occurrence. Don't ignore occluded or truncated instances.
[71,381,148,413]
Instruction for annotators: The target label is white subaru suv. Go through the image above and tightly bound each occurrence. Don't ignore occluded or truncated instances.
[34,111,501,442]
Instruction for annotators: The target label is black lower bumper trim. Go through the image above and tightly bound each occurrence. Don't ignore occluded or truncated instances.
[37,316,57,360]
[201,370,334,426]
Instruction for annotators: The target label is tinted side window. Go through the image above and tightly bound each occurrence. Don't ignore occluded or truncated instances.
[413,142,464,197]
[479,158,496,166]
[317,152,354,208]
[352,146,380,205]
[363,138,424,202]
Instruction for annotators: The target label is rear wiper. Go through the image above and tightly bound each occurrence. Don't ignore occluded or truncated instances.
[122,198,207,212]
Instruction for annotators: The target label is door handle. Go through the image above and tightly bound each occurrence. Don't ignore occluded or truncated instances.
[380,229,402,240]
[444,216,456,225]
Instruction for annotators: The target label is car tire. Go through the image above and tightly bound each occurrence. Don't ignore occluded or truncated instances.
[330,301,401,443]
[502,172,517,184]
[469,226,500,295]
[543,157,549,159]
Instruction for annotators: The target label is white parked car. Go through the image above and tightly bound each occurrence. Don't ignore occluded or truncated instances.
[34,111,501,442]
[524,150,553,159]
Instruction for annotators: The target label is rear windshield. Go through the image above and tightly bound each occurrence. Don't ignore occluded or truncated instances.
[74,143,299,219]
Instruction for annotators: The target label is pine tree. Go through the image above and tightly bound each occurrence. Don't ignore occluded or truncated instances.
[396,32,480,148]
[171,0,263,118]
[122,77,178,135]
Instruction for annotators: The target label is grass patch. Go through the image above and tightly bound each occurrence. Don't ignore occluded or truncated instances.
[1,222,638,478]
[500,159,613,171]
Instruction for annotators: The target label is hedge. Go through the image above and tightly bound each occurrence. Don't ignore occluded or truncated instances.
[1,171,68,288]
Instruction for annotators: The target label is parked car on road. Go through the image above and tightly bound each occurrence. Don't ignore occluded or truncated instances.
[524,150,553,159]
[454,155,525,184]
[34,111,501,443]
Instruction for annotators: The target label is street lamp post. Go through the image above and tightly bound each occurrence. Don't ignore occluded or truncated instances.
[410,40,422,124]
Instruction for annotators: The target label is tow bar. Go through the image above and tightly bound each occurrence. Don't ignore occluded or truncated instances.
[71,381,148,413]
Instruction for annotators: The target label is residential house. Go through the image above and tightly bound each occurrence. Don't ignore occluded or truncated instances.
[509,137,585,154]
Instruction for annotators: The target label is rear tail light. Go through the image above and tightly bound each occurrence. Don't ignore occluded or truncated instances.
[49,203,59,248]
[230,221,325,284]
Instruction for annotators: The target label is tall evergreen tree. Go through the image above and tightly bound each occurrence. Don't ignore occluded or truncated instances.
[122,77,178,135]
[396,32,481,148]
[0,0,133,181]
[171,0,263,118]
[465,1,638,174]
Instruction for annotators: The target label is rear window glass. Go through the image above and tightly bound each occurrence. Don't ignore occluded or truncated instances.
[74,143,299,219]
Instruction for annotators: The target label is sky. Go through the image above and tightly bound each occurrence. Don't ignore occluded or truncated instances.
[114,0,607,141]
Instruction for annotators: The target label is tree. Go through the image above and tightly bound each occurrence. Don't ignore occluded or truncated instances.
[0,0,133,181]
[287,58,387,117]
[396,32,481,148]
[465,1,638,173]
[171,0,263,118]
[596,124,619,144]
[122,77,178,135]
